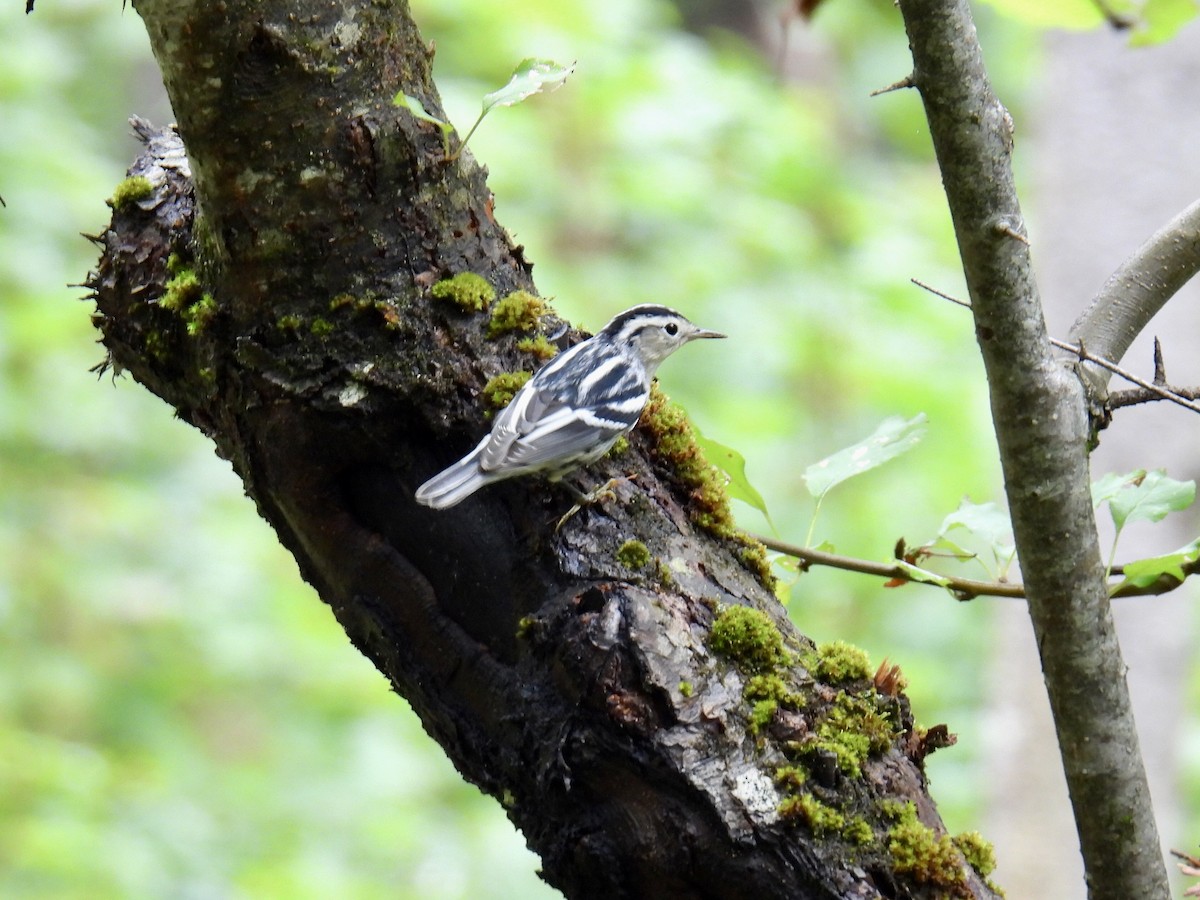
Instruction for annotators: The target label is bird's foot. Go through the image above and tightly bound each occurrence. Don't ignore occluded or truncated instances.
[555,474,636,531]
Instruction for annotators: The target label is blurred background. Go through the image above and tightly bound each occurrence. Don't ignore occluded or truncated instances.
[2,0,1198,896]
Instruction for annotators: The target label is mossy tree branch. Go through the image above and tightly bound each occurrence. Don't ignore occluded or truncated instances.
[894,0,1169,897]
[89,1,1002,897]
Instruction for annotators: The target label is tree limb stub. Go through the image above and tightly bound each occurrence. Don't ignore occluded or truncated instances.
[895,1,1168,897]
[96,1,1002,896]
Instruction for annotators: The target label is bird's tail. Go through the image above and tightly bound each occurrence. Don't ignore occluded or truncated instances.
[414,447,491,509]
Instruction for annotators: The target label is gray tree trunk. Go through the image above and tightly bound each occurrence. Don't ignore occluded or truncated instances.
[985,25,1200,898]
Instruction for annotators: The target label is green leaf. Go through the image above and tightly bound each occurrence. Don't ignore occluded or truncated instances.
[1106,469,1195,531]
[1091,470,1137,509]
[1118,538,1200,589]
[889,560,952,588]
[693,429,773,528]
[453,58,576,160]
[1130,0,1199,46]
[937,499,1016,573]
[482,58,576,112]
[803,414,927,500]
[393,92,454,155]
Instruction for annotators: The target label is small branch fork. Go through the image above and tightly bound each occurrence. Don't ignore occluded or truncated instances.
[752,532,1198,602]
[911,278,1200,417]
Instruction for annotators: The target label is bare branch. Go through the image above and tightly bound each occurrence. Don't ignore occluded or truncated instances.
[1070,196,1200,396]
[912,278,1200,417]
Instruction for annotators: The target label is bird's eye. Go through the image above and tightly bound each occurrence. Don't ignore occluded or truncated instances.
[664,322,679,336]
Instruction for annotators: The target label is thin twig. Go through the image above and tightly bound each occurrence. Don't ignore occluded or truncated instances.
[911,277,1200,416]
[752,532,1195,601]
[870,75,914,97]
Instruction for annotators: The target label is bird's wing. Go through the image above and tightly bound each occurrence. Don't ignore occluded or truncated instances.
[479,373,647,473]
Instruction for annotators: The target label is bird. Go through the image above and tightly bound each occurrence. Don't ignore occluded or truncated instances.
[415,304,725,509]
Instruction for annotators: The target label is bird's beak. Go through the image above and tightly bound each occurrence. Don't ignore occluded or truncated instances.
[691,328,726,340]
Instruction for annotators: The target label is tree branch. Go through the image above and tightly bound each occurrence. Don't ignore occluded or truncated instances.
[1070,197,1200,398]
[754,533,1200,601]
[894,1,1169,897]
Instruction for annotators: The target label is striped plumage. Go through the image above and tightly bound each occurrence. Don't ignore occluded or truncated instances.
[415,304,725,509]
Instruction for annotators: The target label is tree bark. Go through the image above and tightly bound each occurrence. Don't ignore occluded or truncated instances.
[894,0,1169,897]
[91,1,1000,896]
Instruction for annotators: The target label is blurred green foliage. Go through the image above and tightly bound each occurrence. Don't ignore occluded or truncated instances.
[0,0,1074,895]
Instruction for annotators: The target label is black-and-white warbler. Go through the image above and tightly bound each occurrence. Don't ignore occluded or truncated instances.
[415,304,725,509]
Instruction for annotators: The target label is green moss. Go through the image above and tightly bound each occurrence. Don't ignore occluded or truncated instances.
[488,290,547,337]
[678,681,694,698]
[310,317,334,337]
[641,385,732,530]
[779,793,844,835]
[773,764,807,791]
[159,268,202,312]
[616,539,651,570]
[184,293,217,335]
[708,605,790,675]
[884,802,968,894]
[654,560,674,589]
[277,314,304,332]
[109,175,153,210]
[804,640,873,684]
[748,698,778,735]
[953,831,997,878]
[844,817,875,847]
[606,434,630,457]
[736,539,775,589]
[431,272,495,312]
[159,265,219,335]
[639,385,775,589]
[744,673,804,718]
[482,370,532,410]
[516,333,557,360]
[329,293,356,311]
[805,693,897,779]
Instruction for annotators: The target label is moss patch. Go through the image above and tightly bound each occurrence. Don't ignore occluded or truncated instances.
[803,640,873,684]
[678,681,693,698]
[884,802,968,895]
[954,831,1003,894]
[824,694,896,775]
[159,263,218,336]
[516,334,557,360]
[779,793,844,835]
[844,817,875,847]
[606,434,630,458]
[482,371,532,410]
[109,175,153,210]
[616,539,651,570]
[708,605,790,675]
[639,385,774,589]
[488,290,547,337]
[773,764,807,791]
[431,272,495,312]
